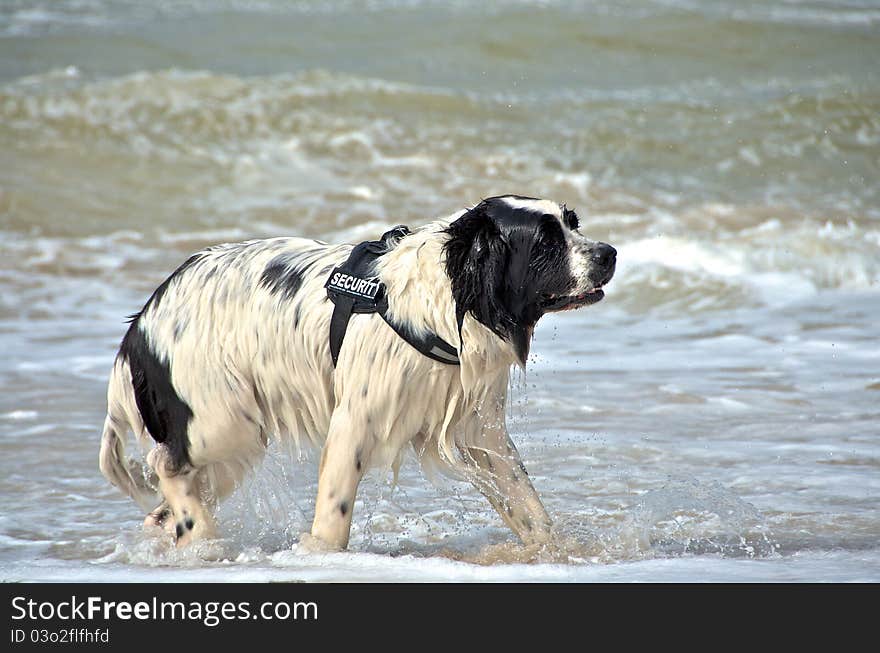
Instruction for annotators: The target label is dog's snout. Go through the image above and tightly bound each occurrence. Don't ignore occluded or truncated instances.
[590,242,617,268]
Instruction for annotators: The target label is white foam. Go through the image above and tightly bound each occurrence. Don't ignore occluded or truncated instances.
[3,547,878,583]
[2,410,38,420]
[620,236,745,278]
[553,172,592,196]
[348,185,378,200]
[616,226,878,309]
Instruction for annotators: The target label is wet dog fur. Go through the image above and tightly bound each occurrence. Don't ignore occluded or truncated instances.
[99,195,616,550]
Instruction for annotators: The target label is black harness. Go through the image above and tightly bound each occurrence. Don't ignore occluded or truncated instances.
[324,226,460,367]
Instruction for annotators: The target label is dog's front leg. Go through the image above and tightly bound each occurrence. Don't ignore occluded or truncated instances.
[305,407,370,551]
[460,425,553,546]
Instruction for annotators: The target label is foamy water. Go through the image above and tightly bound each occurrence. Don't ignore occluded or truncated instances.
[1,0,878,582]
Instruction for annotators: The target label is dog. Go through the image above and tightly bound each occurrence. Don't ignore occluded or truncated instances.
[99,195,616,551]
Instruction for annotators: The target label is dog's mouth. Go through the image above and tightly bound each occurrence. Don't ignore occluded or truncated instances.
[541,288,605,312]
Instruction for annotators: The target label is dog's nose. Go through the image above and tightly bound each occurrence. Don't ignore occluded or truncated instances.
[590,242,616,268]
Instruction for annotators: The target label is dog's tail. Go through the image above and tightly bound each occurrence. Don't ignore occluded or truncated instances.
[99,360,160,512]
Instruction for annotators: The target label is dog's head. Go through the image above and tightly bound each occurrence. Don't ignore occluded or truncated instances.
[443,195,616,365]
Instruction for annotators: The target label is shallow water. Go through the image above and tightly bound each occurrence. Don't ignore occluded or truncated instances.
[1,0,878,582]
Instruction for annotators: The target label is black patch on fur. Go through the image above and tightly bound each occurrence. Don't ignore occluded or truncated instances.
[443,196,576,364]
[185,518,194,531]
[119,322,194,471]
[260,253,311,301]
[339,501,349,516]
[176,523,184,539]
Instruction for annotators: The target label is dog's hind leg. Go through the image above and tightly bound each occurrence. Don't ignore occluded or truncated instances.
[147,446,217,547]
[304,407,371,551]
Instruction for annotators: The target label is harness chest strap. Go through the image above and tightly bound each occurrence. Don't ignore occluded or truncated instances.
[324,226,461,367]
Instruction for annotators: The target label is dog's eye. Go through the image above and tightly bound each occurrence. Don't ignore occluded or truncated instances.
[563,209,579,231]
[537,216,565,245]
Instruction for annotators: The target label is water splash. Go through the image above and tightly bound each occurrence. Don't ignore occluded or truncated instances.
[632,476,779,558]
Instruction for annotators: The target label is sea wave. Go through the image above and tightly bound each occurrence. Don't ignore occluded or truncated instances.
[2,67,878,316]
[3,67,877,217]
[4,0,880,40]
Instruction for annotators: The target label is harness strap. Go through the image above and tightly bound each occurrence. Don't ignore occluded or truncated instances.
[325,226,461,367]
[328,295,355,366]
[378,314,461,365]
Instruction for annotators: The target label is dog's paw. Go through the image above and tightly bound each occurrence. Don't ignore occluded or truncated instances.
[142,505,177,537]
[296,532,342,554]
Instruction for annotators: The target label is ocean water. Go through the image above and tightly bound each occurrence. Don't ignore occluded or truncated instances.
[1,0,878,582]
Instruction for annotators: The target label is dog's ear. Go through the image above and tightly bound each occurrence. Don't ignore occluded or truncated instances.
[443,204,533,365]
[444,204,504,331]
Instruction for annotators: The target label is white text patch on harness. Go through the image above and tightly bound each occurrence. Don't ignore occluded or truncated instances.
[325,269,382,301]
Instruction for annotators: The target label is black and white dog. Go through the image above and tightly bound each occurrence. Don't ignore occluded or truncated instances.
[99,195,616,550]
